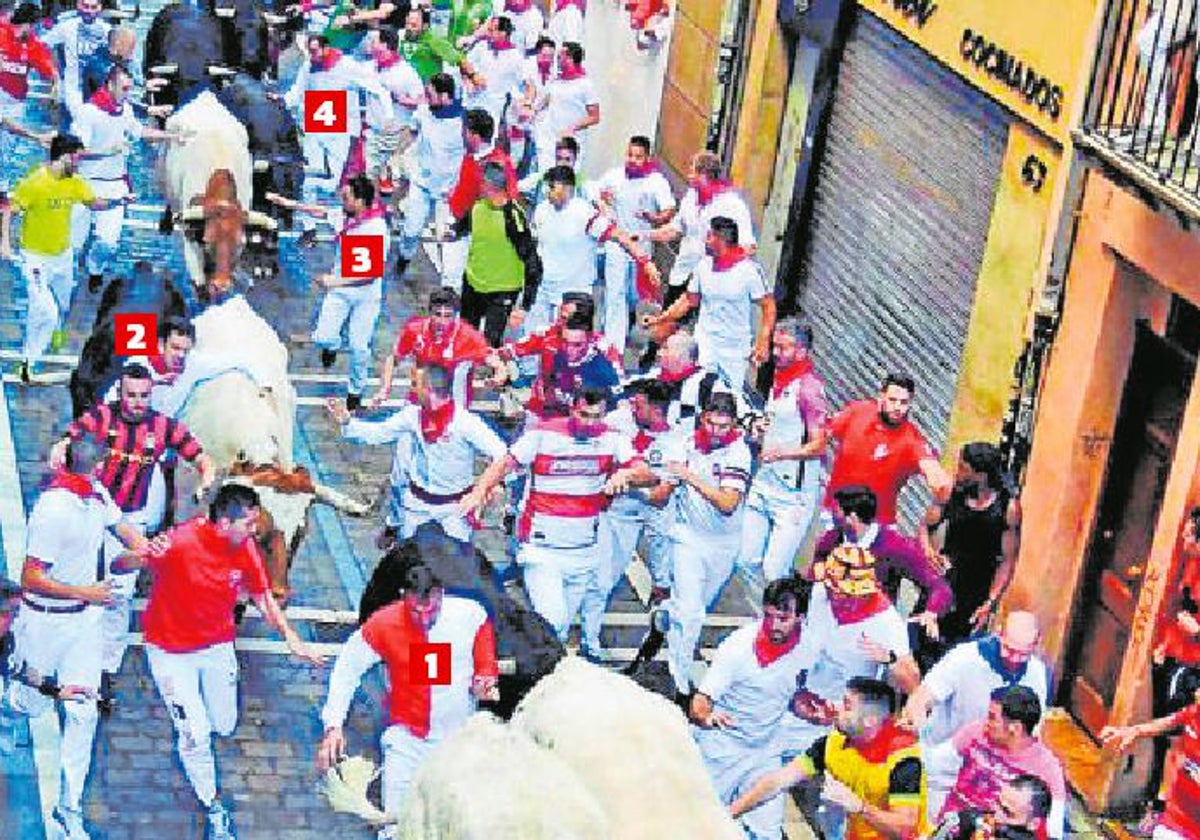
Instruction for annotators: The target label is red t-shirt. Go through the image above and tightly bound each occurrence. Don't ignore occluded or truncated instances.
[1164,703,1200,839]
[393,315,491,367]
[825,399,936,524]
[448,147,519,220]
[1158,551,1200,665]
[141,518,270,653]
[0,24,56,102]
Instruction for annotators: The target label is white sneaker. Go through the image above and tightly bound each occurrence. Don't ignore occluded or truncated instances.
[206,801,237,840]
[51,806,91,840]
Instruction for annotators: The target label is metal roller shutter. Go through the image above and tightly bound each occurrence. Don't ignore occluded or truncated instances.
[797,9,1010,527]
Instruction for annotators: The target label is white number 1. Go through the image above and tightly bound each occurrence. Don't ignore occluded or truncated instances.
[312,98,339,126]
[126,322,147,351]
[424,651,440,680]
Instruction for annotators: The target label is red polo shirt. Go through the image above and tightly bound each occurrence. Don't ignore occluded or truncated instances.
[393,315,492,367]
[1163,702,1200,840]
[825,399,936,525]
[448,146,519,220]
[142,518,270,653]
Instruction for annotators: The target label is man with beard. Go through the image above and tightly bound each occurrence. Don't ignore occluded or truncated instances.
[824,373,952,527]
[739,318,828,585]
[690,577,818,840]
[460,386,654,659]
[528,307,624,420]
[732,677,927,840]
[102,316,196,403]
[922,442,1021,648]
[330,364,505,545]
[1,134,131,381]
[646,216,774,389]
[51,362,216,711]
[371,287,491,408]
[311,174,391,411]
[926,775,1053,840]
[656,391,754,699]
[42,0,110,126]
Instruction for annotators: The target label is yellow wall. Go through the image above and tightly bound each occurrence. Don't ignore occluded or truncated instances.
[858,0,1096,143]
[943,125,1060,458]
[730,0,790,218]
[658,0,725,180]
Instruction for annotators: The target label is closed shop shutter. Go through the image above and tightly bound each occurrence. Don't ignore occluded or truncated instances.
[797,9,1010,526]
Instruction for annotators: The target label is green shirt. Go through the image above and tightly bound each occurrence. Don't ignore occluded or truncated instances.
[323,0,366,52]
[466,201,525,295]
[399,29,462,81]
[445,0,493,44]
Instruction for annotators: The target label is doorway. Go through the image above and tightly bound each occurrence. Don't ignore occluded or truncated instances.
[1065,319,1197,737]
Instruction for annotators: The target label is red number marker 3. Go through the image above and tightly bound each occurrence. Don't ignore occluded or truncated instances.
[114,313,157,356]
[305,90,348,133]
[341,235,383,279]
[411,642,451,686]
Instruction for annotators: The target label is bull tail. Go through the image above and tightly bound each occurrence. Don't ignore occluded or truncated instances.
[312,482,371,517]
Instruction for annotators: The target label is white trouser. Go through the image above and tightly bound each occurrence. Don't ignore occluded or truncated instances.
[696,729,787,840]
[71,177,128,278]
[21,249,76,363]
[666,528,739,693]
[363,126,407,179]
[380,723,444,817]
[520,538,609,655]
[696,337,750,390]
[1153,826,1190,840]
[922,738,962,824]
[5,606,103,812]
[398,181,443,260]
[100,469,166,673]
[301,131,352,231]
[526,277,593,336]
[602,501,671,592]
[313,278,383,396]
[146,642,238,808]
[393,486,474,543]
[738,481,820,585]
[602,242,635,355]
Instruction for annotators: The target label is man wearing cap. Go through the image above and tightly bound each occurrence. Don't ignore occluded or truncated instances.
[0,3,57,203]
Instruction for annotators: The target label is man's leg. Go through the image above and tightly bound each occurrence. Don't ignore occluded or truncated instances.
[21,255,59,366]
[56,618,104,815]
[197,642,239,739]
[313,287,352,358]
[85,181,128,280]
[602,243,632,354]
[736,494,772,595]
[381,724,436,818]
[345,282,383,400]
[397,184,435,271]
[521,552,570,642]
[146,644,220,807]
[665,535,706,694]
[761,488,819,583]
[45,250,78,333]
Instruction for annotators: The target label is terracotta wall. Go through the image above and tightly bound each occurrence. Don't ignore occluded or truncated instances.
[658,0,725,181]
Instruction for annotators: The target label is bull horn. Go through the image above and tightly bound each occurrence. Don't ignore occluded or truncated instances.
[149,63,179,75]
[253,158,270,173]
[245,210,279,231]
[179,207,206,222]
[207,65,238,78]
[262,11,287,25]
[311,482,371,517]
[214,6,236,17]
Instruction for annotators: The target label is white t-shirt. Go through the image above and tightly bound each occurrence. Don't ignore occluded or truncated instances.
[670,188,757,285]
[532,195,614,292]
[689,255,769,356]
[24,483,121,609]
[921,637,1051,744]
[411,105,467,195]
[508,6,545,53]
[659,428,751,536]
[465,42,527,127]
[592,167,676,234]
[73,100,143,180]
[547,6,585,46]
[372,57,424,131]
[543,73,598,142]
[42,14,110,101]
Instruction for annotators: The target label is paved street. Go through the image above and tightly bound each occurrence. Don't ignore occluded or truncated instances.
[0,6,761,839]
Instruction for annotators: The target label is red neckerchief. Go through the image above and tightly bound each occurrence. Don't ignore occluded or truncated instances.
[846,718,918,763]
[89,87,122,116]
[376,49,402,70]
[46,471,101,499]
[712,245,749,271]
[827,588,891,625]
[632,420,669,453]
[419,401,455,442]
[754,625,802,666]
[422,316,461,360]
[489,37,516,52]
[697,178,733,207]
[312,47,342,72]
[772,358,814,397]
[695,425,737,454]
[558,64,587,81]
[147,354,171,376]
[556,0,586,10]
[505,0,532,10]
[339,202,387,236]
[624,160,660,180]
[535,60,553,84]
[660,364,698,384]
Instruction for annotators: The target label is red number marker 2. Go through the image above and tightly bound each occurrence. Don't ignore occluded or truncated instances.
[411,643,451,686]
[305,90,348,133]
[114,313,157,356]
[341,235,384,279]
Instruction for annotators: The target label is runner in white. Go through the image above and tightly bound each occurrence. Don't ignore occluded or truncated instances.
[739,318,828,585]
[362,28,423,188]
[592,135,676,354]
[463,15,527,130]
[657,391,753,697]
[461,386,654,658]
[42,0,110,124]
[547,0,586,49]
[531,41,599,173]
[498,0,545,54]
[328,364,505,544]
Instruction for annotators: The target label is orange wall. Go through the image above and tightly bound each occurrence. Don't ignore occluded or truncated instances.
[658,0,724,181]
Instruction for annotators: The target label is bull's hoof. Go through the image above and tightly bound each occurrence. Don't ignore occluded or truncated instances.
[158,211,174,235]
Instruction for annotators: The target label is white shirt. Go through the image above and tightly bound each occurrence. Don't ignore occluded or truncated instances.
[284,54,394,137]
[547,5,584,46]
[689,255,769,356]
[410,104,466,195]
[542,73,598,142]
[532,195,613,292]
[343,404,505,496]
[921,637,1051,744]
[507,6,545,53]
[592,166,676,234]
[42,13,110,101]
[465,41,527,127]
[370,57,423,131]
[659,428,751,536]
[670,188,756,285]
[334,213,390,282]
[73,100,142,180]
[24,482,121,609]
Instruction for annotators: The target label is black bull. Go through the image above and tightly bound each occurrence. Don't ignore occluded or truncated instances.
[360,525,566,720]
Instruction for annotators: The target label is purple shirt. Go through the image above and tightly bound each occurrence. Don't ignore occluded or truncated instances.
[813,526,953,616]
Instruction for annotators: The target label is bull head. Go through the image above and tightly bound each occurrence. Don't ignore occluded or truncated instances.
[179,169,277,299]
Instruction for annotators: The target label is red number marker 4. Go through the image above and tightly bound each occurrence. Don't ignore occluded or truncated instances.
[114,313,157,356]
[305,90,348,133]
[341,235,383,279]
[411,643,451,686]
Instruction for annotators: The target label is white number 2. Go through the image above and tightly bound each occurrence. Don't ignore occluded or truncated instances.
[351,246,372,273]
[312,98,339,127]
[126,322,147,351]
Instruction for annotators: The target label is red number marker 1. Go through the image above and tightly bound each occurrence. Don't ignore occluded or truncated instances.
[305,90,348,133]
[411,643,451,686]
[341,235,384,279]
[114,313,157,356]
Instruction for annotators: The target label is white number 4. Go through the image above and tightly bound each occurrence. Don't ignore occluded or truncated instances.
[312,98,340,127]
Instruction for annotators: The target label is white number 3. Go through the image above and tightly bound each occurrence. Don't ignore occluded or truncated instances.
[351,246,372,273]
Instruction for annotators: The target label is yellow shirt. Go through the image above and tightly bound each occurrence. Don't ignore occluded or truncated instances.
[12,166,95,256]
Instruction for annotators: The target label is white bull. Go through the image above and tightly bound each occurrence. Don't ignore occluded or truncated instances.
[162,90,273,295]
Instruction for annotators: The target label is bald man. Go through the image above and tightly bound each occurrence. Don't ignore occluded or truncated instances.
[901,611,1051,822]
